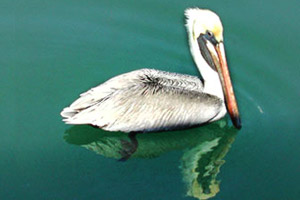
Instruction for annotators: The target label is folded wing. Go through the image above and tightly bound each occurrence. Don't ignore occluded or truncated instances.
[61,69,222,132]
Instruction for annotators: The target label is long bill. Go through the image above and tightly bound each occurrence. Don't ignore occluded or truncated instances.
[214,43,241,129]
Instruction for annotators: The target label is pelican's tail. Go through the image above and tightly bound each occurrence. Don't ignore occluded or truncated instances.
[60,107,89,125]
[60,107,78,119]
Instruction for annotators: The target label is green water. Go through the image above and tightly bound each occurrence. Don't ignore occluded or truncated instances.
[1,0,300,199]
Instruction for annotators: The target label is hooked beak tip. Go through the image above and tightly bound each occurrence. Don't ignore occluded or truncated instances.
[232,116,242,129]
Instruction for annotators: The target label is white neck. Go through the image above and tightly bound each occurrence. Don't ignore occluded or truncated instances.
[188,35,224,101]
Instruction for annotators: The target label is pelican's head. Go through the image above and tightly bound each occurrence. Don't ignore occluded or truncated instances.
[185,8,223,43]
[185,8,241,129]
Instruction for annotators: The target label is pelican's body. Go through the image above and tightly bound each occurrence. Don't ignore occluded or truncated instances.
[61,8,241,132]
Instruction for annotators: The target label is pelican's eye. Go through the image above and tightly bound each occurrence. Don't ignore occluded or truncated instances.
[204,30,218,46]
[207,31,213,37]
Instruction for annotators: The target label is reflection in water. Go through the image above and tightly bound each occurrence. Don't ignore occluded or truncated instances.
[64,120,237,199]
[181,126,236,199]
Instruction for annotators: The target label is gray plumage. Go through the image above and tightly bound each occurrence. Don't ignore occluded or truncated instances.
[61,69,223,132]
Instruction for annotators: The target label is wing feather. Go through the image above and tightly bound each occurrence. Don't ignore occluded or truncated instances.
[61,69,222,132]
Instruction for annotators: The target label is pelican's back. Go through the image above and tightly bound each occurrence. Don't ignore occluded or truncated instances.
[61,69,222,132]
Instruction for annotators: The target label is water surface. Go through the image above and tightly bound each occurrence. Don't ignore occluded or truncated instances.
[1,0,300,199]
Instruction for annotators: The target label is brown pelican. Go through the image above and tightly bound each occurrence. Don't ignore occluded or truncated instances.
[61,8,242,132]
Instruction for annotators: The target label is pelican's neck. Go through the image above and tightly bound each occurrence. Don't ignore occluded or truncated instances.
[202,70,224,100]
[188,37,224,100]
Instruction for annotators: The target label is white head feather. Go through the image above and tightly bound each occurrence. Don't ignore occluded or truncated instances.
[185,8,224,42]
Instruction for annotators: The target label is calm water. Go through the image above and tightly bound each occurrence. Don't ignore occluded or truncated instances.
[1,0,300,199]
